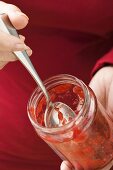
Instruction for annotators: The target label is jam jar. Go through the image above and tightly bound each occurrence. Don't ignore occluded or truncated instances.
[28,74,113,170]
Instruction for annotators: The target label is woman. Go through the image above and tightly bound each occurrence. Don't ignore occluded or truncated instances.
[0,1,113,170]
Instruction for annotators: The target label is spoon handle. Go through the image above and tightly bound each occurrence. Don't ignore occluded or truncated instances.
[0,13,49,102]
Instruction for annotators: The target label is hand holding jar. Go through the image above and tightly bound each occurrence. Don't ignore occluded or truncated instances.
[60,66,113,170]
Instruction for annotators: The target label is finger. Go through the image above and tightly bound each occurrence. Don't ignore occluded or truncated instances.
[25,47,32,56]
[0,30,29,52]
[0,47,32,62]
[0,2,29,29]
[19,35,25,42]
[89,72,106,106]
[60,161,74,170]
[0,44,32,71]
[8,10,29,30]
[0,51,17,62]
[0,47,32,70]
[102,160,113,170]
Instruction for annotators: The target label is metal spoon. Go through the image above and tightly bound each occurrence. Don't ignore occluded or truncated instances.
[0,13,75,127]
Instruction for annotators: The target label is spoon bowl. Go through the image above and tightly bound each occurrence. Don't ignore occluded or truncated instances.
[45,101,75,128]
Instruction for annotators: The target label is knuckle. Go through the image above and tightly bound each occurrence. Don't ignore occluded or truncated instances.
[9,53,17,61]
[6,4,21,12]
[0,52,17,62]
[10,57,17,62]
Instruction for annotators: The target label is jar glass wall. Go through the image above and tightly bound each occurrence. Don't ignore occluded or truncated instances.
[28,74,113,170]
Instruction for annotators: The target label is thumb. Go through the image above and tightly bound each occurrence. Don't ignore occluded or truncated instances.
[89,71,106,106]
[0,30,28,52]
[0,1,29,29]
[60,161,74,170]
[60,161,84,170]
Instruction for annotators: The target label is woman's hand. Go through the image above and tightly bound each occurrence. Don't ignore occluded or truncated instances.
[89,66,113,119]
[60,66,113,170]
[0,1,32,69]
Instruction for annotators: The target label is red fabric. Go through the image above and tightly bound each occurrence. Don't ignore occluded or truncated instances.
[92,48,113,75]
[0,0,113,170]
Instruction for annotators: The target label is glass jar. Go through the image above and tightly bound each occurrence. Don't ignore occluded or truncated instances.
[27,74,113,170]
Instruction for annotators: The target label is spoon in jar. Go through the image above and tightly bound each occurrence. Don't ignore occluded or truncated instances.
[0,13,75,127]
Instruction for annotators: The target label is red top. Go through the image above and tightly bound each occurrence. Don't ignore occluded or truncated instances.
[0,1,113,170]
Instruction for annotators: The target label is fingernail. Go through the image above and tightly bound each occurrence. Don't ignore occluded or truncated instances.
[15,11,29,20]
[26,49,32,56]
[19,35,25,41]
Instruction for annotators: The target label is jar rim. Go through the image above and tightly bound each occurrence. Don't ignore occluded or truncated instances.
[27,74,90,134]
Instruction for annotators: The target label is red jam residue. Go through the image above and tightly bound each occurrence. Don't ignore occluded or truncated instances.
[29,82,113,170]
[35,83,84,127]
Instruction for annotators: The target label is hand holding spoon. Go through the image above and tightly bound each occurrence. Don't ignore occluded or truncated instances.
[0,13,75,127]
